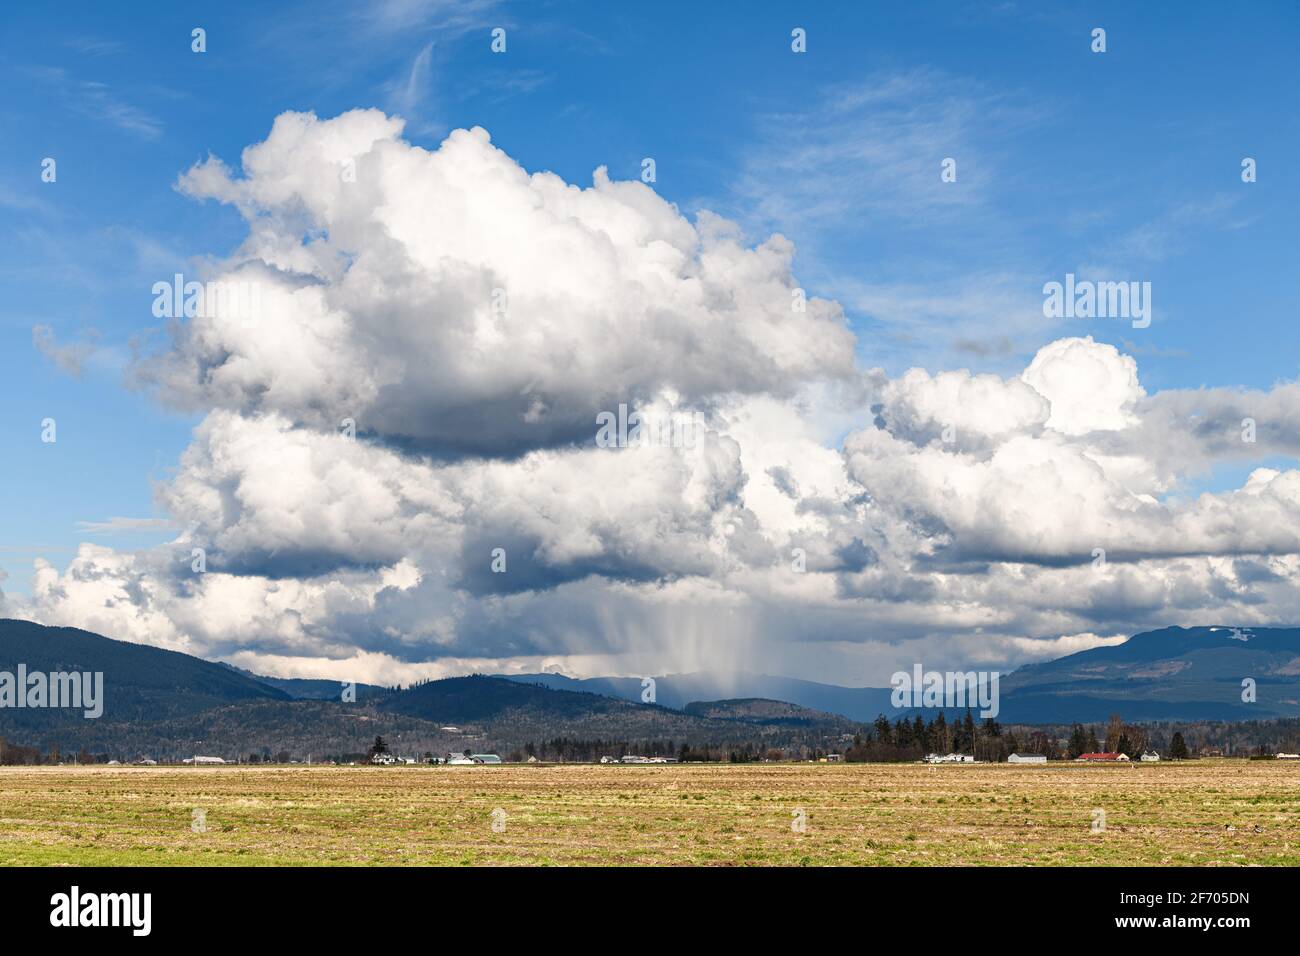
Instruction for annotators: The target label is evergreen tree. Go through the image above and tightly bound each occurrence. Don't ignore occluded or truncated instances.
[1067,724,1088,759]
[895,717,913,747]
[913,715,929,752]
[1170,732,1190,760]
[873,714,893,745]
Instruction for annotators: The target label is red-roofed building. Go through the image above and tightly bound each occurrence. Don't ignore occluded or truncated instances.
[1077,752,1130,762]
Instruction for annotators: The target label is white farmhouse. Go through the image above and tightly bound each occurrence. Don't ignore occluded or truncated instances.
[1008,753,1047,764]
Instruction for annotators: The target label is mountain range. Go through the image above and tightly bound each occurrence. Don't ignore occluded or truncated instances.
[502,671,895,720]
[509,626,1300,723]
[3,619,1300,759]
[0,620,856,759]
[995,625,1300,721]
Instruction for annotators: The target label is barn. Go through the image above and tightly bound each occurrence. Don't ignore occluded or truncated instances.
[1008,753,1047,764]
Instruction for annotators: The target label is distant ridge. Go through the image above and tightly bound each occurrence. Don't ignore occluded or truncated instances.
[0,621,859,757]
[505,626,1300,724]
[0,618,286,733]
[225,664,390,702]
[6,619,1300,758]
[503,671,896,721]
[995,625,1300,722]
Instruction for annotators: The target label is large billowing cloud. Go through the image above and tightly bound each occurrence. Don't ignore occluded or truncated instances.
[10,111,1300,684]
[137,109,856,458]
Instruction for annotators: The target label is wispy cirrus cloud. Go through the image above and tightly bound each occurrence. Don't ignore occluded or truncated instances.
[25,65,163,140]
[1077,194,1254,275]
[251,0,506,135]
[382,42,437,131]
[75,517,179,535]
[732,69,1043,234]
[62,36,126,57]
[720,68,1052,373]
[358,0,501,38]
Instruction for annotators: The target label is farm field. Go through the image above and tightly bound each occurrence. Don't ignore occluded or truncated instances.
[0,761,1297,866]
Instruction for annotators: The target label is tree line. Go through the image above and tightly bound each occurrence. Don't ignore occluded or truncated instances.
[843,711,1197,762]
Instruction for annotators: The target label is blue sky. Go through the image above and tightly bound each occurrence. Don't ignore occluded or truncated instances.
[1,1,1298,680]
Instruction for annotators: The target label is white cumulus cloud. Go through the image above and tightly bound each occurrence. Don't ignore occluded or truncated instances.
[10,111,1300,685]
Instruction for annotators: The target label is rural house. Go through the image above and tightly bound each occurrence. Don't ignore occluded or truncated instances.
[924,753,975,763]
